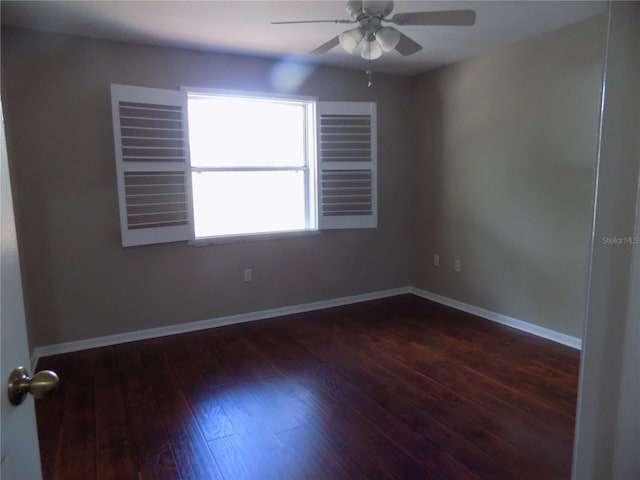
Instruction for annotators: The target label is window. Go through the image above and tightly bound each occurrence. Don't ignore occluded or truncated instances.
[111,84,377,247]
[186,91,316,240]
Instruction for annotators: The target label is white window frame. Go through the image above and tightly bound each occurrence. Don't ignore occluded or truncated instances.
[110,83,377,248]
[182,87,318,244]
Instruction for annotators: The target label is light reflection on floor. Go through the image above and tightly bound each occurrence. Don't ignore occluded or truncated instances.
[193,375,332,478]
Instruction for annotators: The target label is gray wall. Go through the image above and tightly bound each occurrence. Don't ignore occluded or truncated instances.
[411,16,606,338]
[1,28,415,348]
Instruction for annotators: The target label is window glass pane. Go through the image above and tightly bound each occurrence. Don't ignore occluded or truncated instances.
[192,171,307,237]
[188,95,306,168]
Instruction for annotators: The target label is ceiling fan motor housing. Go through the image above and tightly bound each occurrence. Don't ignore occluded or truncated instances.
[346,0,395,19]
[361,17,382,41]
[346,1,393,41]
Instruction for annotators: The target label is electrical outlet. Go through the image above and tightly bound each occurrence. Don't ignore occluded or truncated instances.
[433,254,440,267]
[243,269,252,282]
[454,259,461,272]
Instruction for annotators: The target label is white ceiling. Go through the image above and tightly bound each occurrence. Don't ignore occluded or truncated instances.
[1,1,607,76]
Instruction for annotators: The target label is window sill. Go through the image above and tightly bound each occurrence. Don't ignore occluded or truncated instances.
[189,228,320,247]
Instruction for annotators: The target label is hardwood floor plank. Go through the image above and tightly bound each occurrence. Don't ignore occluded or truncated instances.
[276,426,352,479]
[208,428,329,480]
[404,314,579,413]
[317,310,570,479]
[338,309,575,461]
[35,354,69,480]
[358,295,579,375]
[212,380,301,437]
[365,296,580,382]
[178,330,237,389]
[186,326,351,479]
[94,346,138,480]
[207,433,285,480]
[51,350,97,480]
[188,327,300,435]
[244,322,474,480]
[424,301,580,375]
[115,342,180,480]
[163,334,237,442]
[401,322,574,410]
[222,326,375,479]
[137,338,224,480]
[210,325,363,479]
[240,324,393,479]
[348,310,577,437]
[354,300,577,432]
[279,312,527,479]
[208,327,281,380]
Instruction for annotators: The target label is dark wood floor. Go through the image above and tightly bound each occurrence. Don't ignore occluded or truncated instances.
[35,295,580,480]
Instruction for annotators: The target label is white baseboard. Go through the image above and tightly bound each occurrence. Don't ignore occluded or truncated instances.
[31,287,411,365]
[32,285,582,366]
[409,287,582,350]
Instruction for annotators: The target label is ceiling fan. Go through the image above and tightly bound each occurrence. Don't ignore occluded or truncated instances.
[272,0,477,60]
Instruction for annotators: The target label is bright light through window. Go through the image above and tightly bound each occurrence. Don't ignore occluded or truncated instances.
[192,171,306,237]
[187,92,316,239]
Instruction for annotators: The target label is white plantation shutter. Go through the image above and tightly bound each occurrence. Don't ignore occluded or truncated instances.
[111,84,190,246]
[317,102,377,229]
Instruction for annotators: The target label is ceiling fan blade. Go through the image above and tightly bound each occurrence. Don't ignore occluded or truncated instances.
[310,36,341,55]
[388,9,476,26]
[394,32,423,56]
[271,19,354,25]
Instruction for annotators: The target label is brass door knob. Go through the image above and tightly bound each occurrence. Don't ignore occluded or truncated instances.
[7,366,59,406]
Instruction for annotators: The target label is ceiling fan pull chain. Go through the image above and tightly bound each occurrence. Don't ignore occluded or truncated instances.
[366,63,373,87]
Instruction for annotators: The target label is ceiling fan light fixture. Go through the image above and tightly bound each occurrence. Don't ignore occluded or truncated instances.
[276,1,476,64]
[361,39,383,60]
[375,26,401,52]
[339,27,364,54]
